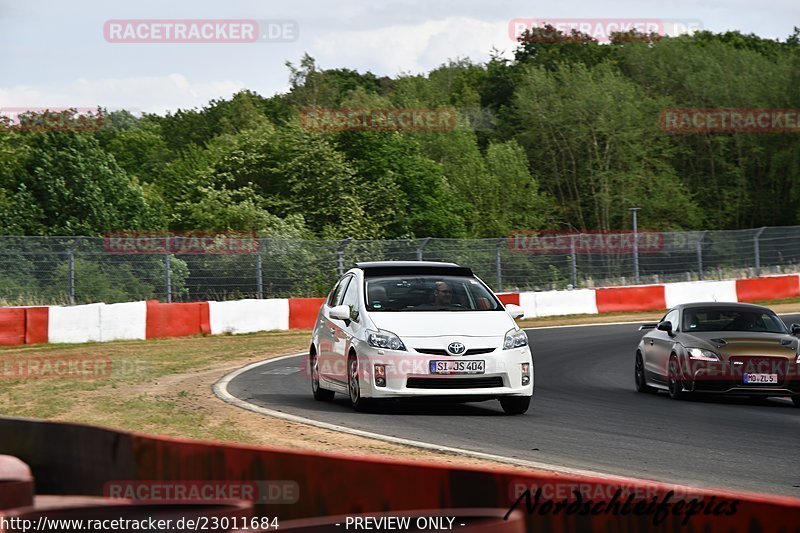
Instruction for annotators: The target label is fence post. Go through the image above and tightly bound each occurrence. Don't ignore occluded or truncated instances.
[696,231,706,281]
[256,238,264,299]
[165,236,172,303]
[67,247,75,305]
[754,227,766,276]
[416,237,431,261]
[66,236,83,305]
[630,209,641,284]
[495,241,502,291]
[570,235,578,288]
[337,237,351,277]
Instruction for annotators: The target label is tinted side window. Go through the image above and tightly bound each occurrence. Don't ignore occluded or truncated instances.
[341,277,360,322]
[328,276,351,307]
[665,309,680,330]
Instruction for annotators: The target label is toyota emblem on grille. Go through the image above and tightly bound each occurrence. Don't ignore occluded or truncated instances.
[447,342,466,355]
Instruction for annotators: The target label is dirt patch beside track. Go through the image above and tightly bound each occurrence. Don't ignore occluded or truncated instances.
[0,332,534,472]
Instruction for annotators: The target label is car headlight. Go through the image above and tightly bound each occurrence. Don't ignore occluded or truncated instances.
[504,328,528,350]
[687,348,720,361]
[367,329,407,351]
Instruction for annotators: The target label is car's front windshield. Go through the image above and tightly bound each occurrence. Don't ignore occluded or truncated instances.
[682,308,788,333]
[364,275,502,312]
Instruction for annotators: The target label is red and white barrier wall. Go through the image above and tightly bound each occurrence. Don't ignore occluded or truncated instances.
[0,298,295,346]
[2,274,799,346]
[509,273,800,319]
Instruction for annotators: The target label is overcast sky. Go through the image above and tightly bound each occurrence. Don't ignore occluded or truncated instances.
[1,0,797,114]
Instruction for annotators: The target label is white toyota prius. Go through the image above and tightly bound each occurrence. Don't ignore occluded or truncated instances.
[309,261,534,414]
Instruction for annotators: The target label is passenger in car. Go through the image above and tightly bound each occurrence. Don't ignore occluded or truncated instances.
[433,281,453,305]
[368,284,388,309]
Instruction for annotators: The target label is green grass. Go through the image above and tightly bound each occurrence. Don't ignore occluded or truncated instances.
[0,331,310,441]
[751,296,800,306]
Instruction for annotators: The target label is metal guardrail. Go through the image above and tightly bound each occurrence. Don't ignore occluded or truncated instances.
[1,226,798,305]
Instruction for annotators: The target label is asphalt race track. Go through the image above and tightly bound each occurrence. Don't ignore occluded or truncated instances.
[225,316,800,496]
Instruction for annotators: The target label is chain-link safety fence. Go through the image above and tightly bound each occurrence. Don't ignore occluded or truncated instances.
[1,226,799,305]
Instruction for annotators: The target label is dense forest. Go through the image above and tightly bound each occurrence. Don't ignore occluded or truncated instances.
[2,27,800,240]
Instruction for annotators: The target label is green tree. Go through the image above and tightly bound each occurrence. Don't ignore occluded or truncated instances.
[617,35,799,227]
[485,140,552,233]
[514,24,612,72]
[511,62,702,231]
[5,131,165,235]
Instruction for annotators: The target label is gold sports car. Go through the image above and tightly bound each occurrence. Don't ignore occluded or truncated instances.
[635,302,800,406]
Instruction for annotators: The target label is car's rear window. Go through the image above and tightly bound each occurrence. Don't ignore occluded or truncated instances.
[364,275,502,312]
[682,308,787,333]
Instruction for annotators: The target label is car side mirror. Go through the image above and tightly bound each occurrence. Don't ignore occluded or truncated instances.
[657,321,673,334]
[329,304,351,322]
[505,303,524,319]
[791,323,800,336]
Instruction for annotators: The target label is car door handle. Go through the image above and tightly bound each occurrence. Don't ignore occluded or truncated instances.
[649,340,654,346]
[330,327,336,336]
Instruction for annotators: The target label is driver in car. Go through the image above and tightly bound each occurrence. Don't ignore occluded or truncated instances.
[433,281,453,305]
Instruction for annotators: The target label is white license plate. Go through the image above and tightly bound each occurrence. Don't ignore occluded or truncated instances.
[743,373,778,384]
[430,360,485,375]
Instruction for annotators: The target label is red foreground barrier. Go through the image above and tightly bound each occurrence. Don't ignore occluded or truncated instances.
[0,455,34,510]
[288,298,326,330]
[735,275,800,303]
[595,285,666,313]
[0,417,798,531]
[145,301,211,339]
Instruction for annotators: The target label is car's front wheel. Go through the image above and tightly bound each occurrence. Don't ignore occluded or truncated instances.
[310,351,334,401]
[499,396,531,415]
[348,354,374,412]
[667,355,688,400]
[635,352,655,393]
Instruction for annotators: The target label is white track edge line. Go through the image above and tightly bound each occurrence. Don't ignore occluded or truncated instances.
[213,353,691,488]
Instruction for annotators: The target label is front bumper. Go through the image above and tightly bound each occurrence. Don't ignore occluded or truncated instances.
[355,345,534,399]
[683,358,800,396]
